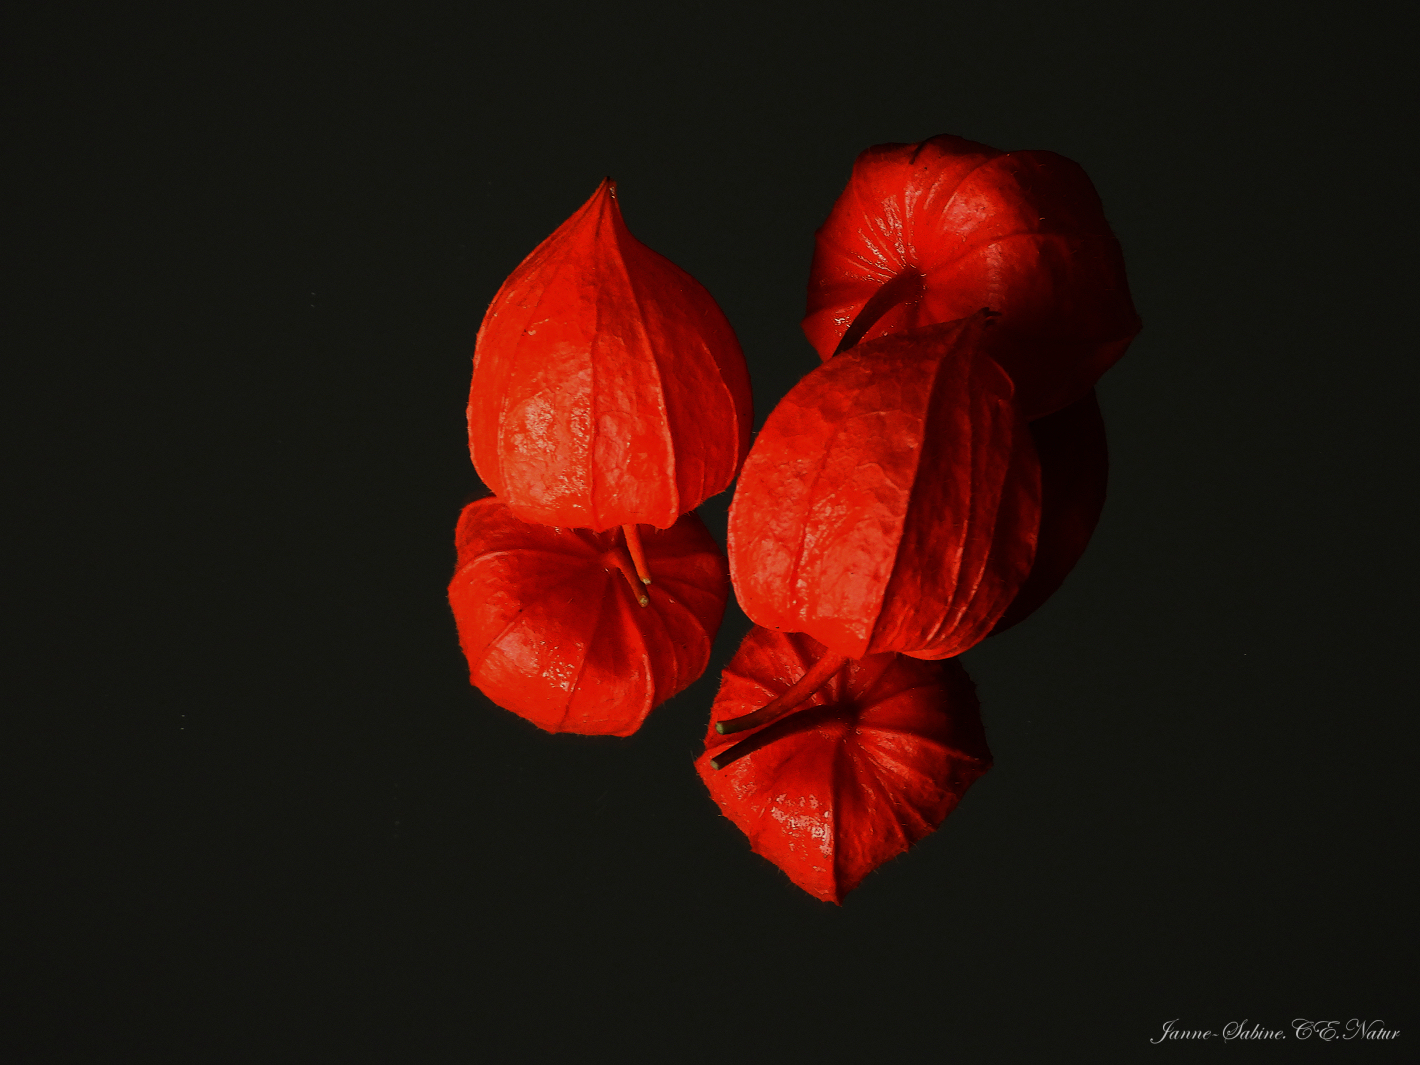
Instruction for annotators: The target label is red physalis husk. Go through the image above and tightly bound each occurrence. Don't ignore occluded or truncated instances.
[696,626,991,904]
[991,388,1109,634]
[468,179,753,532]
[728,313,1040,663]
[448,496,729,736]
[803,134,1140,420]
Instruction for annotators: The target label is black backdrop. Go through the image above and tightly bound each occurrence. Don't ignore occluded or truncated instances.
[8,2,1415,1061]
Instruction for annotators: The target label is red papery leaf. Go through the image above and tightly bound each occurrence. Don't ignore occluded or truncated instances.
[728,314,1040,661]
[992,388,1109,633]
[696,626,992,903]
[468,180,753,531]
[803,135,1140,419]
[448,496,728,736]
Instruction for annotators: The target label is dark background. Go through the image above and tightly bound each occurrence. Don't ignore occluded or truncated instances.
[7,2,1415,1060]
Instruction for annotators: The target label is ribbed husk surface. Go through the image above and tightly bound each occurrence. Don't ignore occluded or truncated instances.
[803,134,1140,419]
[729,315,1041,662]
[469,180,752,531]
[450,497,728,736]
[696,626,991,903]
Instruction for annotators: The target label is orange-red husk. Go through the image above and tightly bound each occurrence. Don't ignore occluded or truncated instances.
[728,314,1040,662]
[449,496,729,736]
[469,180,753,531]
[696,626,992,903]
[803,134,1140,419]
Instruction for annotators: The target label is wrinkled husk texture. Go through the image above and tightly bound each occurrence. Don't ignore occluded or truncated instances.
[803,134,1140,419]
[729,316,1040,661]
[469,180,752,530]
[697,626,992,903]
[450,497,729,736]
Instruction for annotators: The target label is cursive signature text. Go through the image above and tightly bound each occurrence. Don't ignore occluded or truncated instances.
[1150,1018,1400,1044]
[1294,1018,1400,1041]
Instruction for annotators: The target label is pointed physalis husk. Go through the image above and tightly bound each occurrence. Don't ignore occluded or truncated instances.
[468,180,753,531]
[696,626,992,903]
[728,314,1040,662]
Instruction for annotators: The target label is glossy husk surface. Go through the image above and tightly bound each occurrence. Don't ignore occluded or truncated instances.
[696,626,992,903]
[803,134,1140,419]
[449,497,729,736]
[728,316,1041,661]
[469,181,752,531]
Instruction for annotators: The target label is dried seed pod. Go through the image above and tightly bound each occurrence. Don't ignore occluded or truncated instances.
[468,179,753,532]
[449,496,729,736]
[728,314,1040,663]
[696,626,992,904]
[804,134,1140,419]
